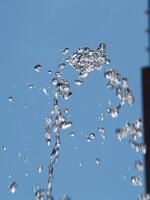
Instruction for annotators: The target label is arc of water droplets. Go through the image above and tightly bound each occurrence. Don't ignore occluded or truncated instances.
[116,119,146,154]
[41,43,110,200]
[33,43,138,199]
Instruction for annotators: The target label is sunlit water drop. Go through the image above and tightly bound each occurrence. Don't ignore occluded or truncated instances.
[25,171,29,177]
[98,113,104,121]
[131,176,143,186]
[2,145,7,151]
[42,88,49,96]
[38,165,43,174]
[9,181,17,194]
[74,80,83,86]
[8,96,13,103]
[107,106,120,118]
[58,63,66,70]
[79,161,83,167]
[95,158,100,166]
[48,70,52,75]
[62,48,69,55]
[34,188,45,200]
[135,160,144,171]
[70,132,75,137]
[34,64,42,72]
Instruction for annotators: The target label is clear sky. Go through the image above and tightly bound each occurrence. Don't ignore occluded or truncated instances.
[0,0,147,200]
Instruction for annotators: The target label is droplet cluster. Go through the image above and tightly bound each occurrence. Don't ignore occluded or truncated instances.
[67,43,109,78]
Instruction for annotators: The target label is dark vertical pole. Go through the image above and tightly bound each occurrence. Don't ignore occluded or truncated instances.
[142,0,150,193]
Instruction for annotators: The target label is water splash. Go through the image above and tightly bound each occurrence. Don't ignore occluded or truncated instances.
[6,42,145,200]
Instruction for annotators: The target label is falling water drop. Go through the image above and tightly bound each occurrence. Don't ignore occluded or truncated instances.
[48,70,52,75]
[108,106,120,118]
[9,181,17,194]
[38,165,43,174]
[74,80,83,86]
[2,145,7,151]
[98,114,104,121]
[70,132,75,137]
[95,158,100,166]
[79,161,83,167]
[62,48,69,55]
[34,64,41,72]
[42,88,49,96]
[25,171,29,177]
[131,176,143,186]
[8,96,13,103]
[135,160,144,171]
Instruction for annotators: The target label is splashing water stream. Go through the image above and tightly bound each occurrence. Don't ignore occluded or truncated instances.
[5,42,146,200]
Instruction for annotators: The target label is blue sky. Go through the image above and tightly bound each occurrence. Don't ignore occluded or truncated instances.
[0,0,147,199]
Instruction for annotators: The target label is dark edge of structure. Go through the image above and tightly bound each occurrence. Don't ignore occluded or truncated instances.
[142,68,150,192]
[142,0,150,193]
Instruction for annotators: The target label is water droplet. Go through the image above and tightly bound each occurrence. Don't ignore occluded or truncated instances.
[62,121,72,129]
[63,108,69,114]
[74,80,83,86]
[107,99,111,106]
[58,63,66,70]
[135,160,144,171]
[2,145,7,151]
[122,77,128,88]
[9,181,17,194]
[89,132,95,139]
[8,96,13,103]
[8,173,12,179]
[25,171,29,177]
[42,88,49,96]
[131,176,143,186]
[29,84,34,89]
[48,70,52,74]
[95,158,100,165]
[108,106,119,118]
[134,119,142,129]
[86,137,91,143]
[51,78,58,86]
[34,64,41,72]
[140,143,147,154]
[34,188,45,200]
[24,104,28,109]
[62,48,69,55]
[18,152,21,157]
[70,132,75,137]
[45,116,52,126]
[86,132,95,142]
[79,161,83,167]
[24,157,28,163]
[38,165,43,174]
[98,126,105,134]
[98,114,104,121]
[55,71,61,78]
